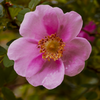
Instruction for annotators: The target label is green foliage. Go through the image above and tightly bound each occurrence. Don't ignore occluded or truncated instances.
[29,95,39,100]
[81,84,96,88]
[9,7,22,19]
[97,0,100,5]
[0,5,3,17]
[16,98,23,100]
[2,87,17,100]
[3,55,14,67]
[6,39,16,46]
[0,67,5,87]
[84,91,98,100]
[4,66,17,83]
[17,8,30,22]
[0,46,6,56]
[41,1,50,5]
[83,69,98,78]
[28,0,41,10]
[0,97,3,100]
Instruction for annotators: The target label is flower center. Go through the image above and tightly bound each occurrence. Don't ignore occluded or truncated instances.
[38,34,65,61]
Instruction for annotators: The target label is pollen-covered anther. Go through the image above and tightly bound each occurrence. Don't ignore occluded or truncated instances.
[38,34,65,61]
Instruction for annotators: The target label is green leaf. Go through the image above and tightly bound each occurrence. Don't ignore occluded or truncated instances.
[28,0,41,10]
[3,55,14,67]
[0,66,5,87]
[29,95,39,100]
[0,46,6,56]
[2,87,17,100]
[0,97,3,100]
[17,98,23,100]
[97,0,100,5]
[83,69,98,78]
[84,91,98,100]
[88,55,100,69]
[4,66,17,83]
[17,8,30,22]
[9,7,22,19]
[81,84,96,88]
[0,5,3,17]
[96,39,100,47]
[6,39,16,46]
[41,1,50,5]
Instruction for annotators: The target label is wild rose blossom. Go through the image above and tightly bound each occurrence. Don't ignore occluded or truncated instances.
[7,5,92,89]
[78,21,96,42]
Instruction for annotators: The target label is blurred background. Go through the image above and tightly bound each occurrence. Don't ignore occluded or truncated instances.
[0,0,100,100]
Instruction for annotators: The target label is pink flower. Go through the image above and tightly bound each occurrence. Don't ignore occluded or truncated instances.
[7,5,91,89]
[78,21,96,42]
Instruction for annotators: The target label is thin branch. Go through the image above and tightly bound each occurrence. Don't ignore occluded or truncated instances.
[7,82,28,90]
[4,2,19,29]
[87,66,100,73]
[81,29,96,36]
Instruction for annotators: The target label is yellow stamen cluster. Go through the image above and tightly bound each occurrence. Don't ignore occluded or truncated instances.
[38,34,65,61]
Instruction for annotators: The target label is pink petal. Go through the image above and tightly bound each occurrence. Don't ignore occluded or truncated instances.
[62,37,91,76]
[78,21,96,42]
[20,5,64,39]
[19,10,48,40]
[87,36,95,42]
[78,31,95,42]
[36,5,53,17]
[64,59,85,76]
[43,10,58,35]
[58,11,83,42]
[26,60,64,89]
[84,21,96,32]
[36,5,64,22]
[7,38,40,77]
[26,54,46,77]
[43,6,63,35]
